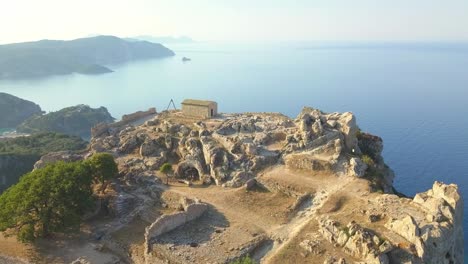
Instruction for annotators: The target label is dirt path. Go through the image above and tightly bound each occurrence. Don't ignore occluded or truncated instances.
[153,166,359,263]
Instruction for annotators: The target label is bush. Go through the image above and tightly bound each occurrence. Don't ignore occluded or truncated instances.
[361,155,375,167]
[0,132,87,155]
[160,163,173,185]
[231,256,256,264]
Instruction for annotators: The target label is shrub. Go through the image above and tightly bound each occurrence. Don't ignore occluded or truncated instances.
[160,163,173,185]
[84,153,118,193]
[361,155,375,167]
[231,256,256,264]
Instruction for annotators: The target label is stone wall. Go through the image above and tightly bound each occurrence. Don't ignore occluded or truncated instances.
[122,108,156,122]
[182,103,217,119]
[91,108,157,138]
[144,199,208,255]
[182,104,211,118]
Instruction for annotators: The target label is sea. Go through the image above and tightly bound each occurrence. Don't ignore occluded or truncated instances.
[0,41,467,259]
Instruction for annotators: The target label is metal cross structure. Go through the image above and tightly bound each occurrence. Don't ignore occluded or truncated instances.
[166,99,177,111]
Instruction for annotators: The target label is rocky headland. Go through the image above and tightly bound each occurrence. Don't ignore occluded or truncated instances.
[16,104,115,139]
[0,107,463,264]
[0,93,42,128]
[0,35,175,80]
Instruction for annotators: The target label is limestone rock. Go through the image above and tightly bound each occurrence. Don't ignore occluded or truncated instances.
[224,171,254,188]
[245,179,257,190]
[336,112,359,152]
[385,216,420,243]
[348,157,368,178]
[34,151,84,170]
[319,218,390,263]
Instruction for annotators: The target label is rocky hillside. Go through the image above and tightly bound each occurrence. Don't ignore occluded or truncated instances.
[17,104,114,139]
[87,108,464,263]
[0,35,175,79]
[1,107,462,264]
[0,93,42,128]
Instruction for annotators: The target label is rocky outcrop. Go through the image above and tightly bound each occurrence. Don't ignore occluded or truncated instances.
[33,151,84,170]
[17,104,114,139]
[90,109,396,191]
[384,182,464,264]
[0,92,42,128]
[86,108,463,264]
[319,218,391,264]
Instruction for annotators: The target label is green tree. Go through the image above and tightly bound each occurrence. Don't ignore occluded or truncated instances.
[159,163,173,185]
[84,153,118,193]
[0,161,94,242]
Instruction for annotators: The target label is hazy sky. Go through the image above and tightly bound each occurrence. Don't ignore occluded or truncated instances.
[1,0,468,44]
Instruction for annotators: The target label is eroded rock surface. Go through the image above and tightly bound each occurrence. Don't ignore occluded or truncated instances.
[34,108,461,264]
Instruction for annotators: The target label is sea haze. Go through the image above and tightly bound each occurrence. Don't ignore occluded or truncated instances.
[1,41,467,255]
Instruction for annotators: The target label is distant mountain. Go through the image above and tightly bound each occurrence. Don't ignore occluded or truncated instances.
[128,35,194,44]
[16,104,115,139]
[0,35,175,79]
[0,93,42,128]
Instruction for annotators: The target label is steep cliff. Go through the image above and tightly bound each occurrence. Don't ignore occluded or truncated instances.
[0,92,42,128]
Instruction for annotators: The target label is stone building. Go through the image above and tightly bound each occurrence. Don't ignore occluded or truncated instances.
[181,99,218,118]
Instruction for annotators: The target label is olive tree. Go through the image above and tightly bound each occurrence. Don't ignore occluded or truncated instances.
[159,163,173,185]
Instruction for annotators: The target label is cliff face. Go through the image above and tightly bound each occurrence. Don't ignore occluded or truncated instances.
[29,107,462,264]
[0,93,42,128]
[0,154,39,193]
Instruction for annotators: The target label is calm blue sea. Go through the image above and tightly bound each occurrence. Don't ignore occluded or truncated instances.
[0,42,467,258]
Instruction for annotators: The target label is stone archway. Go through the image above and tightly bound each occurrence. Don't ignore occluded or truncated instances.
[176,161,203,182]
[182,166,200,181]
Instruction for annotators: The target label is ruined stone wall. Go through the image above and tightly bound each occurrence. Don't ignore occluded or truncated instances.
[144,202,208,254]
[122,108,156,122]
[91,108,157,138]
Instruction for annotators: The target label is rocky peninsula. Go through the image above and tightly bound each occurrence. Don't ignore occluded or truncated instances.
[0,36,175,80]
[17,104,115,139]
[0,107,463,264]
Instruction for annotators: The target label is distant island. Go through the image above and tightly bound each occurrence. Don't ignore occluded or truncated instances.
[0,35,175,80]
[127,35,194,44]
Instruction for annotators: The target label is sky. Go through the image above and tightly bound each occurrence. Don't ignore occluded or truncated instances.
[1,0,468,44]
